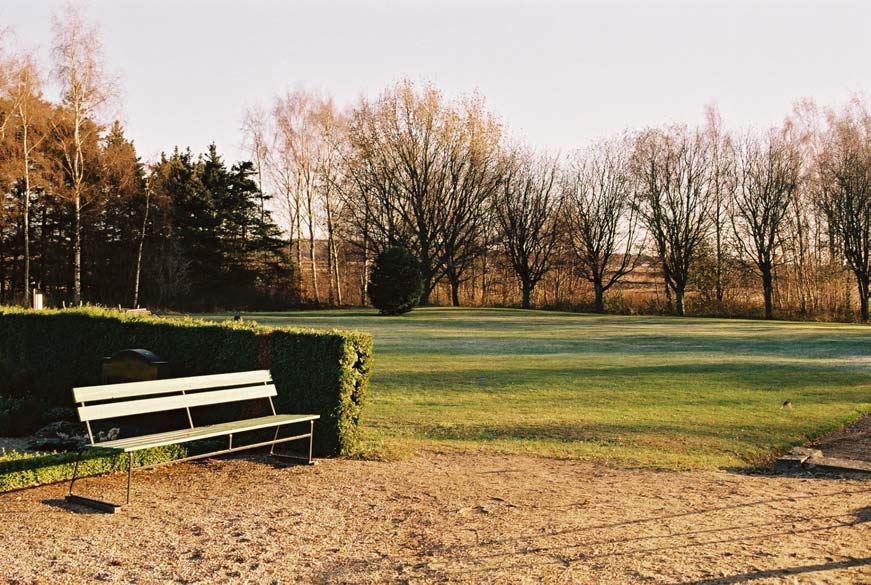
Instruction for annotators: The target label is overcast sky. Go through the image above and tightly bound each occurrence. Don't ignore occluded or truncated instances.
[3,0,869,163]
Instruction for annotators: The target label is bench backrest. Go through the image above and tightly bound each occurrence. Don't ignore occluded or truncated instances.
[72,370,276,423]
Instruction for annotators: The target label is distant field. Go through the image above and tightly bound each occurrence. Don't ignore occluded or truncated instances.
[206,308,871,469]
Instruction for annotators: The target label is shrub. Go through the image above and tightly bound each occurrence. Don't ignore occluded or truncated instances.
[0,445,194,492]
[367,247,423,315]
[0,307,372,457]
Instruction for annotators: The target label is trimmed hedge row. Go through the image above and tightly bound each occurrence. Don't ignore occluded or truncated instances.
[0,445,192,492]
[0,307,372,456]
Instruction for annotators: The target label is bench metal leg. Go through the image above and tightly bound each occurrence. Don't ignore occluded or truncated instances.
[269,420,316,465]
[66,450,131,513]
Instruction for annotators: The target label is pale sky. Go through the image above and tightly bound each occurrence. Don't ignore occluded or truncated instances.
[3,0,869,164]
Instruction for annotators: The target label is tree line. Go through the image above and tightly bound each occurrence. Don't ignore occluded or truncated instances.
[3,7,871,321]
[244,82,871,322]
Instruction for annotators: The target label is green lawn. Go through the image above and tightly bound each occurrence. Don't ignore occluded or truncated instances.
[211,308,871,469]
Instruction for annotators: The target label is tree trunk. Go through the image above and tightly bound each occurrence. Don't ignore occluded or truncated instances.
[325,202,341,306]
[762,265,774,320]
[449,275,461,307]
[332,238,342,306]
[419,274,434,306]
[295,178,303,270]
[309,234,318,303]
[22,125,31,308]
[674,286,685,317]
[521,280,532,309]
[857,274,869,323]
[593,280,604,313]
[715,218,723,307]
[133,189,151,308]
[360,219,369,305]
[73,195,82,304]
[480,252,488,305]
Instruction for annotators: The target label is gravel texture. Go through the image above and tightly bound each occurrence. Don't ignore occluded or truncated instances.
[1,449,869,584]
[811,414,871,463]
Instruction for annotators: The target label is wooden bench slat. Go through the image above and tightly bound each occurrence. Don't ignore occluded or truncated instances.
[77,384,278,422]
[73,370,272,403]
[92,414,319,452]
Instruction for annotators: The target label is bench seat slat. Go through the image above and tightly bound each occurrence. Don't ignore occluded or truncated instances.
[92,414,320,452]
[77,384,278,422]
[73,370,272,403]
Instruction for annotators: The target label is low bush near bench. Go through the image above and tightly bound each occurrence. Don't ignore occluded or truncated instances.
[0,445,193,492]
[0,307,372,457]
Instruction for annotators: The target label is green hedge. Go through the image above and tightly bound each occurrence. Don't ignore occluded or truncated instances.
[0,446,192,492]
[0,307,372,457]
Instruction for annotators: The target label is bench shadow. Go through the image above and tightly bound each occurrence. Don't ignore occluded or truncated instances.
[41,498,104,515]
[673,557,871,584]
[455,504,871,580]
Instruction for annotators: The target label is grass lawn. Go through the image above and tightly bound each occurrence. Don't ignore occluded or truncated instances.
[208,307,871,469]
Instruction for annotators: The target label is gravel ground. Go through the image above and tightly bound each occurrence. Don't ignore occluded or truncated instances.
[1,449,869,584]
[811,414,871,463]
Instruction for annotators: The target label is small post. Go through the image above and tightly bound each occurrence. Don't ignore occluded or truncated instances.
[126,453,133,505]
[308,420,314,464]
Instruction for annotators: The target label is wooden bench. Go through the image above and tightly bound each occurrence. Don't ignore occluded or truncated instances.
[66,369,318,512]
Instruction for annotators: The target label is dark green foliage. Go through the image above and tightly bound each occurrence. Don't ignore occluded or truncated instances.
[367,247,423,315]
[0,307,372,457]
[0,396,44,437]
[146,145,298,311]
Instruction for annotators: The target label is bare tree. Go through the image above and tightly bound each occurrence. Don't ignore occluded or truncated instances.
[315,101,352,305]
[494,148,561,309]
[633,126,712,316]
[270,90,345,304]
[345,80,452,305]
[51,3,116,303]
[440,96,503,306]
[732,130,801,319]
[564,136,641,312]
[818,99,871,321]
[704,105,736,307]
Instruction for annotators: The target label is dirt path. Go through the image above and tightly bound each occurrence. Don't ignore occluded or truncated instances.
[1,450,869,584]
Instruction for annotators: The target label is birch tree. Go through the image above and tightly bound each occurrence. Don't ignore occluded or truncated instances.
[10,53,47,306]
[51,3,116,303]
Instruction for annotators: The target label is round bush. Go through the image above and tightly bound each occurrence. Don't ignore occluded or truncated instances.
[367,247,423,315]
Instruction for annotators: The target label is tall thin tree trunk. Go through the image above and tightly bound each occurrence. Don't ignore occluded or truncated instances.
[715,216,723,306]
[330,235,341,306]
[308,212,319,304]
[72,103,83,305]
[324,200,342,305]
[73,195,81,304]
[22,125,31,307]
[360,215,369,305]
[132,188,151,308]
[480,252,488,305]
[295,177,303,270]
